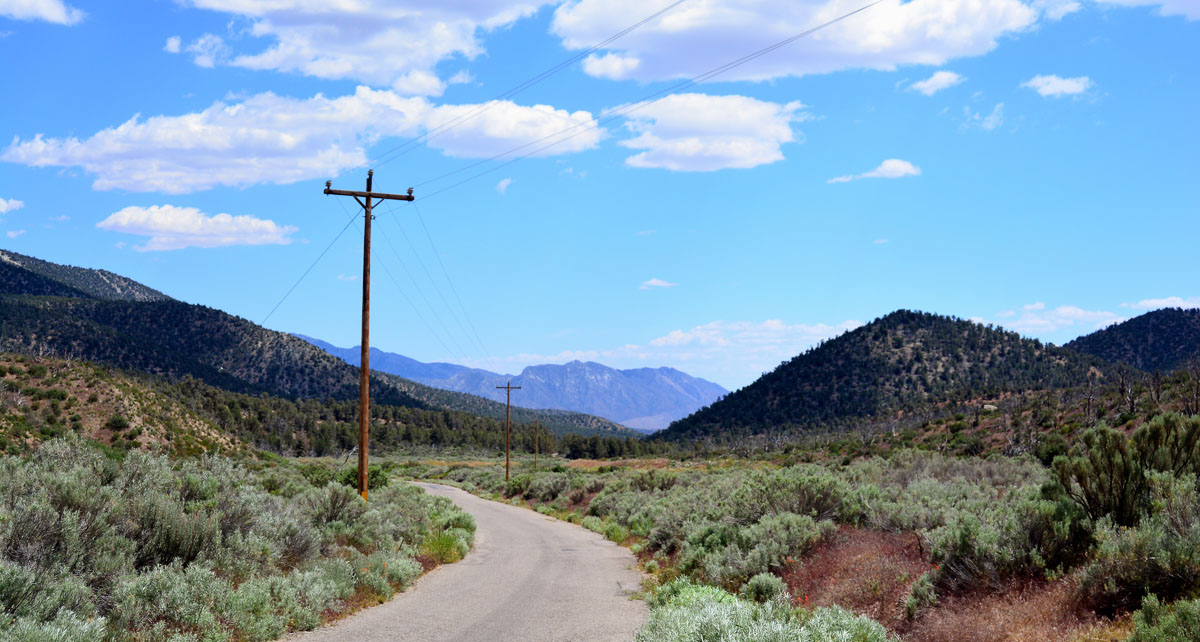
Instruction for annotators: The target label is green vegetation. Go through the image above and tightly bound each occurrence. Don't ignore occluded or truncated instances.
[0,438,474,641]
[636,578,894,642]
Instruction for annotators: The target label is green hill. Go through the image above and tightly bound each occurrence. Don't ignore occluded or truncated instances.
[0,251,635,438]
[1066,308,1200,373]
[654,310,1116,442]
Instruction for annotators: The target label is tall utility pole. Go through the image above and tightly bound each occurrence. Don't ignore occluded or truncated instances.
[324,170,414,501]
[534,420,540,470]
[497,381,521,480]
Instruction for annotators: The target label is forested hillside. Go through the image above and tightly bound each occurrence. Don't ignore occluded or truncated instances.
[0,249,171,301]
[656,310,1116,442]
[1066,307,1200,372]
[0,252,634,437]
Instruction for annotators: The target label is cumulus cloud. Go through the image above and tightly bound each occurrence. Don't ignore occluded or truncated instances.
[990,302,1123,335]
[496,178,512,194]
[423,100,601,158]
[828,158,921,183]
[6,229,25,238]
[96,205,298,251]
[553,0,1051,84]
[1022,74,1093,97]
[0,0,83,24]
[181,0,553,95]
[164,36,181,53]
[640,278,678,290]
[0,197,23,214]
[183,33,230,68]
[2,87,600,193]
[618,93,807,171]
[1122,296,1200,310]
[583,52,641,80]
[911,71,965,95]
[1094,0,1200,20]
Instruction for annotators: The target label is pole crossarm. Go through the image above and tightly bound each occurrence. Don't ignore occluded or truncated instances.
[324,183,415,203]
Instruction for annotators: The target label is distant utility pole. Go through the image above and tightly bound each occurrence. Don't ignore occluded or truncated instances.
[497,381,521,480]
[534,420,540,471]
[324,169,414,501]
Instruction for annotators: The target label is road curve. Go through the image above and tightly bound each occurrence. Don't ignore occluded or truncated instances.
[286,483,647,642]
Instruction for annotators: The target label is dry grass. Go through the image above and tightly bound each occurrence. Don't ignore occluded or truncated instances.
[904,579,1116,642]
[781,526,929,631]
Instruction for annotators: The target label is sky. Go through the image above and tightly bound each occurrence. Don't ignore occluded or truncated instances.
[1,0,1197,391]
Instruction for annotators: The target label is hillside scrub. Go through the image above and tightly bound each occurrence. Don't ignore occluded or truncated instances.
[0,438,474,641]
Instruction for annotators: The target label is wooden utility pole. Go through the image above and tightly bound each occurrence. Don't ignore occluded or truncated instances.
[534,420,540,470]
[324,170,414,501]
[497,381,521,480]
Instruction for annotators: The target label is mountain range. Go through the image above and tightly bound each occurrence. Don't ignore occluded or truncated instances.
[295,335,727,432]
[1066,308,1200,373]
[0,249,634,437]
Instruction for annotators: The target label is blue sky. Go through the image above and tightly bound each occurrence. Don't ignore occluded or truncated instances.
[1,0,1197,390]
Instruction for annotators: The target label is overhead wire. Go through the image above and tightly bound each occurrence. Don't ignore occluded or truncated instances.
[331,0,690,182]
[261,212,357,326]
[411,0,886,200]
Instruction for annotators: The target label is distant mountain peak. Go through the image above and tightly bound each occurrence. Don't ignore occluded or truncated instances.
[1066,308,1200,372]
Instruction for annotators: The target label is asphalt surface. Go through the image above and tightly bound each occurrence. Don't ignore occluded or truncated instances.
[286,482,648,642]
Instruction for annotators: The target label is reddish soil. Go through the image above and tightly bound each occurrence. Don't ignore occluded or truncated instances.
[781,526,930,630]
[903,578,1126,642]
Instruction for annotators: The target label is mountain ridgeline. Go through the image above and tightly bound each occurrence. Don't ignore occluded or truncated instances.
[297,335,727,432]
[0,250,635,438]
[1066,308,1200,373]
[655,310,1116,442]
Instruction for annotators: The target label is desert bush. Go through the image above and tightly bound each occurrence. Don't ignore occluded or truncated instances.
[334,465,389,491]
[739,572,788,603]
[679,513,834,590]
[1129,594,1200,642]
[1077,472,1200,612]
[637,578,893,642]
[421,531,469,564]
[0,438,469,641]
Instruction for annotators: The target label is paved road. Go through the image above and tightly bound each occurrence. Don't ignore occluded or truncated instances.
[286,483,647,642]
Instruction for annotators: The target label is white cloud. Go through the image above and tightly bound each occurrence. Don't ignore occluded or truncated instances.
[496,178,512,194]
[1033,0,1082,20]
[0,0,83,24]
[422,100,601,159]
[337,273,359,282]
[0,197,23,214]
[96,204,298,251]
[2,87,598,193]
[828,158,921,183]
[1094,0,1200,20]
[164,36,182,54]
[6,229,25,238]
[181,0,553,95]
[553,0,1049,84]
[582,52,641,80]
[618,93,808,171]
[49,215,69,221]
[911,71,965,96]
[991,302,1123,335]
[454,318,862,389]
[964,102,1005,130]
[1022,74,1093,97]
[640,278,678,290]
[184,33,229,68]
[1122,296,1200,309]
[874,238,889,244]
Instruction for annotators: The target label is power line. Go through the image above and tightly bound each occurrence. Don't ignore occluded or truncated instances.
[261,213,357,325]
[413,202,497,370]
[332,0,689,182]
[412,0,885,199]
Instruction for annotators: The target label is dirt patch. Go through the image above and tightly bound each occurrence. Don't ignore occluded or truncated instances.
[904,578,1122,642]
[566,458,670,470]
[782,526,930,630]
